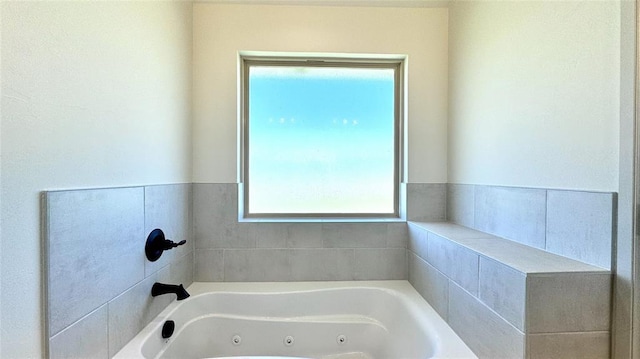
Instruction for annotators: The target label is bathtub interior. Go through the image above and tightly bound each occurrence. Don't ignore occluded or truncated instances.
[116,281,476,359]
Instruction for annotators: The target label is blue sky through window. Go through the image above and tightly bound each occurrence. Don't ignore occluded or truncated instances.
[248,65,396,215]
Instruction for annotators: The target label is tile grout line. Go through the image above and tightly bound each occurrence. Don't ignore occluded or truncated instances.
[543,189,548,251]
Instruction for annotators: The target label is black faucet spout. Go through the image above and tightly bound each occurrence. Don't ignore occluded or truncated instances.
[151,282,190,300]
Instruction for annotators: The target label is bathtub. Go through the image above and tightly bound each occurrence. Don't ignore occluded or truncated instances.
[113,281,476,359]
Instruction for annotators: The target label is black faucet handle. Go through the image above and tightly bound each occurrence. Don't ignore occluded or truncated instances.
[145,229,187,262]
[161,239,186,250]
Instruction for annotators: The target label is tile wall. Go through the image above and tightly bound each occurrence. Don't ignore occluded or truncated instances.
[191,183,446,282]
[44,181,615,358]
[45,184,193,358]
[447,184,616,269]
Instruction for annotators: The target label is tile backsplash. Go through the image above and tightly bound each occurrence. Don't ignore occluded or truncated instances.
[192,183,413,282]
[474,186,547,249]
[46,187,145,336]
[447,184,616,269]
[44,181,615,358]
[44,184,193,358]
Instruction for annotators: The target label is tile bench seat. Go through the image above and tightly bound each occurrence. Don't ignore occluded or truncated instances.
[407,221,611,359]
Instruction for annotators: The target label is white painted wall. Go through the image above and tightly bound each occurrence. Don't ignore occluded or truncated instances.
[0,1,3,355]
[448,1,621,192]
[192,3,449,183]
[0,2,192,357]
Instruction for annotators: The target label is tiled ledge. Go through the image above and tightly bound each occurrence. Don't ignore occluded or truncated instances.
[410,222,608,274]
[408,221,611,359]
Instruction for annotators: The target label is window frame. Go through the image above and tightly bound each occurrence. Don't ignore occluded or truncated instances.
[239,53,405,219]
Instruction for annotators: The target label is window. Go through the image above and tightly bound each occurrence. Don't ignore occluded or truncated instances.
[240,54,403,218]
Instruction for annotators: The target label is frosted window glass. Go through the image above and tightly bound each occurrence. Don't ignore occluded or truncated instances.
[247,65,396,215]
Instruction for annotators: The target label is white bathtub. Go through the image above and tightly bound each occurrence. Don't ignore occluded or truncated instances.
[113,281,476,359]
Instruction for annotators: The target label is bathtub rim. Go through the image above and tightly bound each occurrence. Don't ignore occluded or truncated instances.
[113,280,477,359]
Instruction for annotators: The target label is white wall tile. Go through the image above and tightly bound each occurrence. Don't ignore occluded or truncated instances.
[528,332,610,359]
[408,222,429,261]
[107,267,173,357]
[427,233,479,295]
[354,248,407,280]
[386,222,408,248]
[170,250,194,286]
[478,257,526,331]
[322,222,387,248]
[204,221,255,249]
[144,184,193,276]
[406,183,447,221]
[546,190,614,269]
[527,273,611,333]
[193,183,237,224]
[46,187,145,336]
[194,184,254,249]
[190,184,412,282]
[448,282,525,359]
[223,249,289,281]
[474,186,546,249]
[408,253,449,320]
[249,223,288,248]
[447,183,475,227]
[49,305,108,359]
[286,223,323,248]
[289,249,354,281]
[194,249,224,282]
